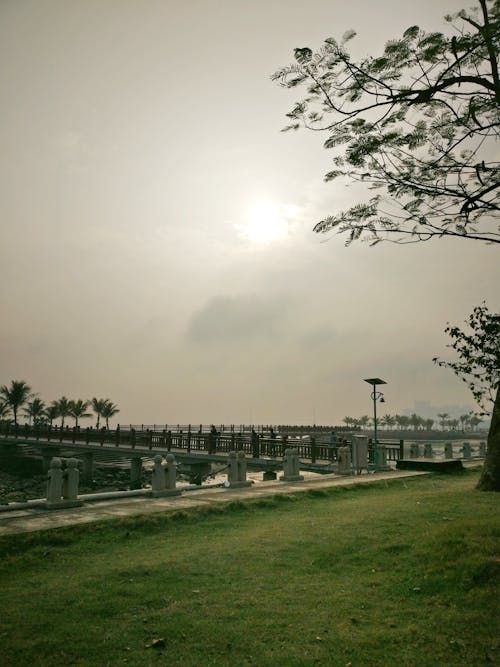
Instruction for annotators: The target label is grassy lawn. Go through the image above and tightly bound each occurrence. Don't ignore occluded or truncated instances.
[0,470,498,666]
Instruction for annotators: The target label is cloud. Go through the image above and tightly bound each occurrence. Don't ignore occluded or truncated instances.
[187,294,289,344]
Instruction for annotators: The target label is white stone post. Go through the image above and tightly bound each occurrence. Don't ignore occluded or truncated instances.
[424,443,434,458]
[226,451,251,488]
[351,436,368,473]
[165,453,178,491]
[152,455,166,494]
[62,458,81,502]
[336,446,352,475]
[462,442,472,459]
[444,442,453,459]
[377,444,391,470]
[280,448,304,482]
[152,454,181,497]
[46,458,63,507]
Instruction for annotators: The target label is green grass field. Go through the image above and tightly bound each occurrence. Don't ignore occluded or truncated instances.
[0,470,498,666]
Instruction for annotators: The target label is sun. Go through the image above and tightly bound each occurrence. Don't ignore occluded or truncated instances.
[240,201,291,244]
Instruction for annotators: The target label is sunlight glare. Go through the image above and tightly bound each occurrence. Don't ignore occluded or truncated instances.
[240,201,291,244]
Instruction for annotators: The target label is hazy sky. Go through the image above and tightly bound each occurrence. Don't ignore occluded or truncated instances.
[1,0,498,426]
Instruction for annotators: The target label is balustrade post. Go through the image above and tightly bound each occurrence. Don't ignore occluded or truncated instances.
[115,425,121,447]
[424,443,434,458]
[280,448,304,482]
[399,439,404,459]
[310,436,317,464]
[166,430,172,451]
[337,446,352,475]
[131,428,136,449]
[462,442,472,459]
[147,429,153,451]
[444,442,453,459]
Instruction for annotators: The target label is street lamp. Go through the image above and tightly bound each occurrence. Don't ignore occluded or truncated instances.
[363,378,387,469]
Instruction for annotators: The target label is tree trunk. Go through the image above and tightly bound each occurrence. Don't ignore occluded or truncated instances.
[476,384,500,492]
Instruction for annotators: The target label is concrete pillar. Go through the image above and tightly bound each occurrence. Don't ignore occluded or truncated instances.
[462,442,472,459]
[226,451,251,488]
[46,458,63,506]
[410,444,420,458]
[424,443,434,458]
[130,457,143,490]
[280,448,304,482]
[151,455,166,494]
[444,442,453,459]
[151,454,181,497]
[63,459,81,503]
[337,446,352,475]
[351,436,368,473]
[82,453,94,482]
[377,444,391,470]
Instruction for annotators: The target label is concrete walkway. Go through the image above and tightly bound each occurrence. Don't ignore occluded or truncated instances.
[0,469,429,536]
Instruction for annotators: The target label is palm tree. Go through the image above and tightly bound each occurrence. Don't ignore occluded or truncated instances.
[68,399,91,428]
[56,396,72,428]
[449,418,459,431]
[91,398,108,429]
[381,414,395,430]
[399,415,410,431]
[437,413,449,431]
[45,403,59,427]
[409,413,423,431]
[424,418,434,431]
[0,380,32,426]
[101,400,119,429]
[342,416,354,428]
[0,401,10,421]
[23,397,46,426]
[358,415,371,430]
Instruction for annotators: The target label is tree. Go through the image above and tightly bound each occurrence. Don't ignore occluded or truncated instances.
[409,413,424,431]
[23,398,46,426]
[272,0,500,245]
[45,402,59,427]
[68,400,91,428]
[0,380,32,426]
[0,401,10,421]
[434,303,500,490]
[91,397,108,429]
[381,414,395,430]
[55,396,72,429]
[101,400,119,429]
[424,418,435,431]
[437,412,450,430]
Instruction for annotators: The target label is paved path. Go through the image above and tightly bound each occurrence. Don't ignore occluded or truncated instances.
[0,470,429,537]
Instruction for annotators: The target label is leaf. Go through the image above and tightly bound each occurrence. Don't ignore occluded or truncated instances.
[342,30,357,43]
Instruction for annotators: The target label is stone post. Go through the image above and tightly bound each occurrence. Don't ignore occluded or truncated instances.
[424,443,434,458]
[461,442,471,459]
[444,442,453,459]
[351,436,368,473]
[62,459,82,505]
[152,454,166,494]
[410,444,420,458]
[151,454,181,497]
[226,451,251,488]
[337,446,352,475]
[130,457,143,490]
[280,448,304,482]
[46,458,63,507]
[479,441,486,457]
[377,444,391,471]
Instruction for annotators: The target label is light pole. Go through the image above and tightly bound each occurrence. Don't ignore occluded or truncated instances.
[363,378,386,469]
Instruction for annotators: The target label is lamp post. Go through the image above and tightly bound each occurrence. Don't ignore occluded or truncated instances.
[363,378,387,469]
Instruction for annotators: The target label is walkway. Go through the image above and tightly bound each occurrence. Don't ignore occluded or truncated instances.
[0,469,428,536]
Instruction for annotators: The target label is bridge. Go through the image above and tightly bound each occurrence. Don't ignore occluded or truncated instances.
[0,423,401,486]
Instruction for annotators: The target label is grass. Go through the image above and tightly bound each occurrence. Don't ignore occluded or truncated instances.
[0,470,499,666]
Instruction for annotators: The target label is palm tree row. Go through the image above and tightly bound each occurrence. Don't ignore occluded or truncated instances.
[0,380,119,429]
[342,412,484,432]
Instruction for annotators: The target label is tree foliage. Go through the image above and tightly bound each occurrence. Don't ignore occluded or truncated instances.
[434,304,500,491]
[272,0,500,245]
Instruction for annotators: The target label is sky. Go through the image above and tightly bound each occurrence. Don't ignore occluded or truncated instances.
[1,0,498,427]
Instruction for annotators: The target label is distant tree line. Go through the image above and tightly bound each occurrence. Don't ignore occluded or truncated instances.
[342,412,484,432]
[0,380,119,429]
